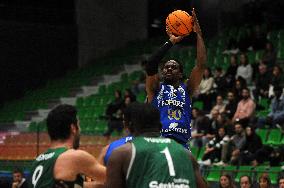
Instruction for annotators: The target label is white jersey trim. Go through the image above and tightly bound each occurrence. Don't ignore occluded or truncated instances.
[126,143,136,180]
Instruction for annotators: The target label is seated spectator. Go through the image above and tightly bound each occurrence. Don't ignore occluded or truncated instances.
[124,88,136,102]
[232,77,247,102]
[196,68,214,112]
[257,86,284,128]
[226,123,246,164]
[201,127,229,165]
[236,53,253,85]
[240,175,253,188]
[236,126,263,165]
[217,112,234,137]
[219,173,236,188]
[261,41,277,69]
[233,88,256,127]
[258,173,272,188]
[225,55,238,89]
[104,90,124,138]
[278,176,284,188]
[224,91,238,119]
[191,108,211,148]
[253,62,270,100]
[214,67,227,96]
[211,95,226,115]
[12,168,28,188]
[209,109,221,138]
[269,65,284,97]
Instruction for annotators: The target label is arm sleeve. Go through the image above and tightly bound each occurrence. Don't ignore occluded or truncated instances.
[145,40,173,76]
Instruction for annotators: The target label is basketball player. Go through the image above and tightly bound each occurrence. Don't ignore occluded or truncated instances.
[145,9,206,148]
[105,103,208,188]
[98,132,132,166]
[28,104,106,188]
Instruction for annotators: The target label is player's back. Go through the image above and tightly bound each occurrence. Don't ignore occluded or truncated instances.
[126,136,196,188]
[29,147,83,188]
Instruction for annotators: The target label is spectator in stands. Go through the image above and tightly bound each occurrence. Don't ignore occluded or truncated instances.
[201,127,229,165]
[257,86,284,129]
[236,53,253,85]
[258,173,272,188]
[238,126,263,165]
[233,88,256,127]
[224,91,238,119]
[214,67,227,96]
[211,95,226,115]
[261,41,277,69]
[12,168,28,188]
[217,112,234,137]
[197,68,214,112]
[124,88,136,102]
[228,123,246,164]
[253,62,270,100]
[219,174,236,188]
[104,90,124,138]
[278,176,284,188]
[240,175,252,188]
[209,109,221,138]
[269,65,284,97]
[225,55,238,89]
[232,77,247,102]
[191,108,211,147]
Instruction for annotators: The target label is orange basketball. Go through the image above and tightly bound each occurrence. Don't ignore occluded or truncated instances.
[166,10,193,36]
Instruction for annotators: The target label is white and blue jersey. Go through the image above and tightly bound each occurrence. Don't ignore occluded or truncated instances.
[151,83,192,144]
[104,135,133,165]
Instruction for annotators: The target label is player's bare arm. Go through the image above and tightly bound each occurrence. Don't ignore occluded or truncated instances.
[97,145,109,165]
[145,28,183,103]
[105,143,132,188]
[187,8,207,97]
[187,151,208,188]
[54,149,106,183]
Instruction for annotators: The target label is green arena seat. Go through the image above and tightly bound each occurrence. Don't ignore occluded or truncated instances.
[266,129,282,146]
[206,166,223,182]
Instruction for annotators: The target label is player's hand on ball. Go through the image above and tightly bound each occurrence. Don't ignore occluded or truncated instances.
[166,26,184,44]
[192,8,202,36]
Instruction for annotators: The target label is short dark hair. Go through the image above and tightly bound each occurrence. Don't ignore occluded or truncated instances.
[123,102,161,134]
[240,175,252,185]
[46,104,77,141]
[13,168,23,175]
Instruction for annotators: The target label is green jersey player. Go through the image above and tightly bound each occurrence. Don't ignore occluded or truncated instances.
[105,103,208,188]
[28,104,106,188]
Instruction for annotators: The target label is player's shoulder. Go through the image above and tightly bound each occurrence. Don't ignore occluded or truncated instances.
[57,149,92,162]
[112,142,132,156]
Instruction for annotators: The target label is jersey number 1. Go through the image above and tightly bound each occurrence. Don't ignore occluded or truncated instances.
[160,147,176,176]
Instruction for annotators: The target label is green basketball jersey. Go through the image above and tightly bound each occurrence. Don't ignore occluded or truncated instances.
[29,147,84,188]
[126,137,196,188]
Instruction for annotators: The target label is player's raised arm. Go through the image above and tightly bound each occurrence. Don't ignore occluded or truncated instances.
[187,8,207,97]
[145,28,183,103]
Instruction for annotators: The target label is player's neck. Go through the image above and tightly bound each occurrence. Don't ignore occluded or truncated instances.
[138,131,160,137]
[50,139,72,149]
[164,80,181,88]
